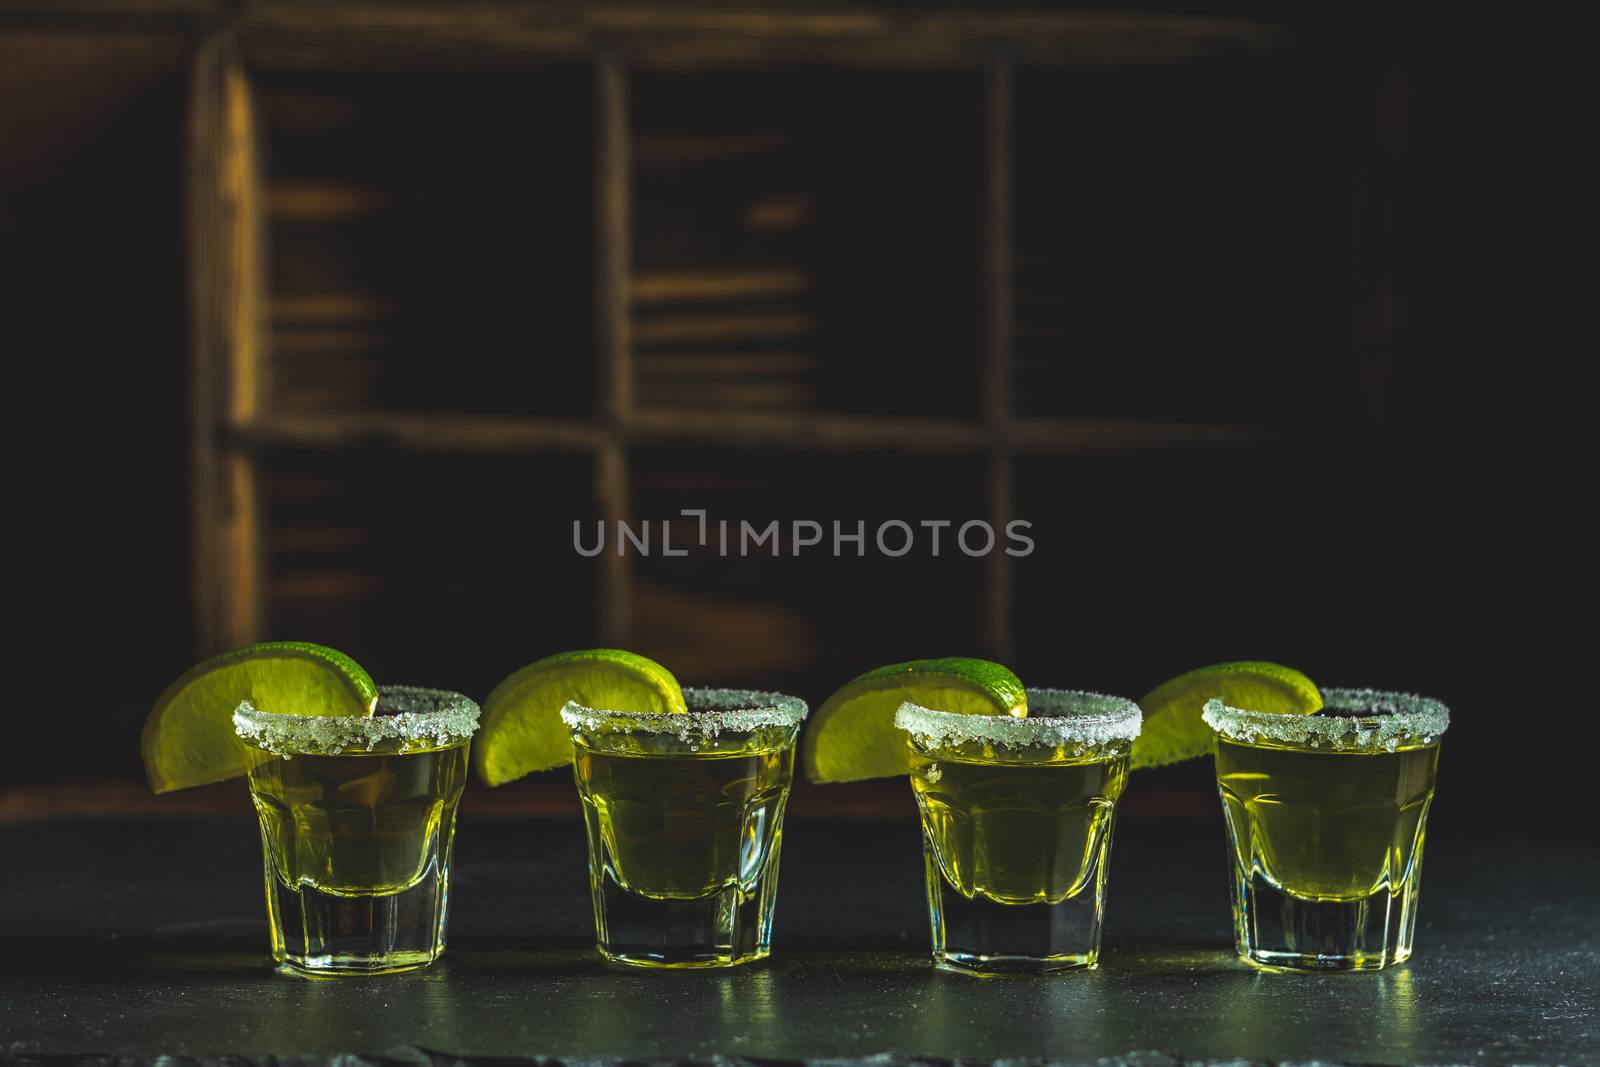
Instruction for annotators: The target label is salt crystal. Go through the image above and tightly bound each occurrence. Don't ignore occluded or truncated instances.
[234,685,480,757]
[894,688,1141,751]
[559,687,807,742]
[1201,686,1449,753]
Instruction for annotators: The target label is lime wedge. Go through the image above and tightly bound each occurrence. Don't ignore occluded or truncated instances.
[802,657,1026,783]
[1131,660,1321,769]
[474,649,686,785]
[141,641,378,793]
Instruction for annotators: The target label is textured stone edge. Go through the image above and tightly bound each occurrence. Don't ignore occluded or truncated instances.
[0,1047,1491,1067]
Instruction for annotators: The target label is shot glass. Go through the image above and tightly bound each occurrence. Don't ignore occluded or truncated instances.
[562,688,807,969]
[1203,687,1449,972]
[896,689,1141,974]
[233,685,479,975]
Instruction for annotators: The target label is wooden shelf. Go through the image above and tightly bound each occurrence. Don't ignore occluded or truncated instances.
[633,268,810,306]
[225,410,1270,456]
[635,410,1274,453]
[125,0,1365,676]
[227,412,607,453]
[268,179,393,221]
[0,3,1293,67]
[630,409,988,451]
[235,6,1291,70]
[1008,416,1271,452]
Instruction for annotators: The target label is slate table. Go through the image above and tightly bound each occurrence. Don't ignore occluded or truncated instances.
[2,812,1595,1065]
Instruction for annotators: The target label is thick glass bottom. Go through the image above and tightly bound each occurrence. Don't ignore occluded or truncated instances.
[276,951,438,977]
[934,948,1096,975]
[265,856,449,977]
[1231,868,1420,973]
[591,867,778,969]
[924,846,1105,976]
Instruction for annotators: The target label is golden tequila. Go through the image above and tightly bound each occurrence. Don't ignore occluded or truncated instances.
[235,686,479,975]
[899,689,1141,974]
[564,688,807,968]
[574,743,790,900]
[909,749,1126,906]
[1204,688,1448,972]
[1216,737,1436,902]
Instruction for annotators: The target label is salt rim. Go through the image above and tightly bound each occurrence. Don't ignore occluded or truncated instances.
[895,688,1142,749]
[560,686,808,741]
[1202,686,1449,751]
[234,684,481,756]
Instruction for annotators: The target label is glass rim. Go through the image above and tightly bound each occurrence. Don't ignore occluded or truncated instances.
[560,686,808,739]
[234,684,481,756]
[1203,686,1449,750]
[895,687,1142,749]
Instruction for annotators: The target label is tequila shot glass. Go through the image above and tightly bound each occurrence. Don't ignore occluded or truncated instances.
[562,688,807,969]
[1204,687,1449,972]
[897,689,1141,974]
[234,686,479,975]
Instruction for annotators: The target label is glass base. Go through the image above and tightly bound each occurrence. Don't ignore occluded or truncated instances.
[925,850,1104,976]
[276,952,437,977]
[1232,869,1419,973]
[265,858,449,977]
[591,868,776,969]
[934,948,1096,975]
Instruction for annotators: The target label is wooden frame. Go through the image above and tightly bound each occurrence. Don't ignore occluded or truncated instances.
[188,23,265,653]
[108,2,1303,658]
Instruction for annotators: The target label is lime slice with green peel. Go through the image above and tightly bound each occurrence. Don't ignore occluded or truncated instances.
[802,657,1026,783]
[1131,660,1321,769]
[475,649,686,785]
[141,641,378,794]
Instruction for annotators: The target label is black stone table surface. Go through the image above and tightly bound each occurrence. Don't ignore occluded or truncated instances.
[2,812,1595,1066]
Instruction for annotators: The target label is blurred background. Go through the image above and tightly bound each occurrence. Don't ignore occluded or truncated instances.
[3,3,1548,831]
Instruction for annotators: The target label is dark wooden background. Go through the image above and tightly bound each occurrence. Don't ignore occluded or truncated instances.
[3,2,1555,834]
